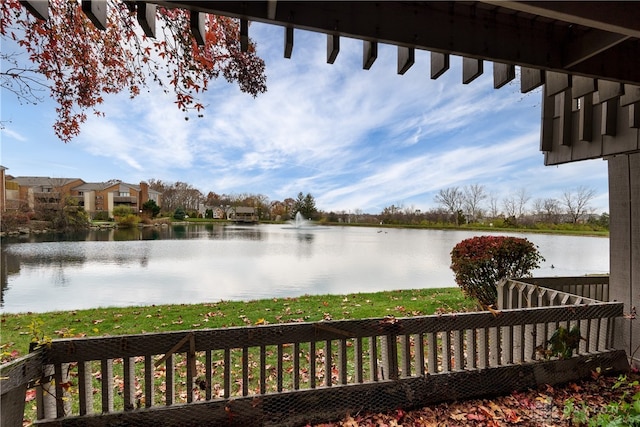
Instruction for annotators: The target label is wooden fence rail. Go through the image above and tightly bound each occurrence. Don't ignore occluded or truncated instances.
[0,352,43,427]
[514,276,610,302]
[0,277,628,427]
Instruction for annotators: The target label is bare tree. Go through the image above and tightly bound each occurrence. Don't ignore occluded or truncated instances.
[532,198,545,221]
[502,188,530,221]
[147,179,202,211]
[561,186,596,223]
[462,184,487,222]
[434,187,464,225]
[502,194,518,219]
[353,208,364,223]
[515,188,531,218]
[543,198,561,223]
[488,192,501,219]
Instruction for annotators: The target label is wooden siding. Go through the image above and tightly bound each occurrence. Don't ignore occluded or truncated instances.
[543,83,640,165]
[609,153,640,366]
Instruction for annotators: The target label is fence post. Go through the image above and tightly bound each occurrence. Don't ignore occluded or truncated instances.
[1,382,27,427]
[385,334,398,380]
[37,364,56,420]
[0,351,43,427]
[53,363,72,417]
[496,279,506,309]
[379,336,388,380]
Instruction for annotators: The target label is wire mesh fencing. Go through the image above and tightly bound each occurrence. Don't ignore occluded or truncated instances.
[4,277,627,426]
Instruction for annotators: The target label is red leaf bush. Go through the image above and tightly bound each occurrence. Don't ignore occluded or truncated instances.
[450,236,544,308]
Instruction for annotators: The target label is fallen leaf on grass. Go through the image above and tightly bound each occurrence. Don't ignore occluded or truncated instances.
[25,389,37,402]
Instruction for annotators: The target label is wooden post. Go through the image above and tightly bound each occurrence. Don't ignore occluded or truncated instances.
[414,334,425,376]
[293,342,301,389]
[466,329,477,369]
[277,344,284,392]
[399,335,411,377]
[453,330,464,370]
[123,357,135,411]
[385,335,398,380]
[379,335,389,380]
[426,332,437,374]
[441,331,451,372]
[354,338,363,383]
[100,359,113,413]
[144,355,154,407]
[324,340,332,387]
[338,339,347,385]
[78,361,93,415]
[309,341,316,388]
[54,364,71,416]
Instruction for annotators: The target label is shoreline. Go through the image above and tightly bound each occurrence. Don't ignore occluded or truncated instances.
[1,218,609,239]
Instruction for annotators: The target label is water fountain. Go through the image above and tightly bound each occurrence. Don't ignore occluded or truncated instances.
[285,212,314,229]
[294,212,307,228]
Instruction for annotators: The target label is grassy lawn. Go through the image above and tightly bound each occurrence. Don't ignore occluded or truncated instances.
[1,287,478,362]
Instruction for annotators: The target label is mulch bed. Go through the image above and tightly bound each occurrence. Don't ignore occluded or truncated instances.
[312,371,640,426]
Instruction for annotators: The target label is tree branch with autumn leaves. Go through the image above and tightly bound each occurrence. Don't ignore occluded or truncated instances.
[0,0,267,142]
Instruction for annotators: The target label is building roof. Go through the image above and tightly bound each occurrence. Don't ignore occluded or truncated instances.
[235,206,256,214]
[11,176,84,187]
[73,182,112,191]
[73,181,161,195]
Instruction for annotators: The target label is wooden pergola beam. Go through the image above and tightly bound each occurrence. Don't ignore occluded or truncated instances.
[82,0,108,31]
[137,2,157,38]
[158,1,640,85]
[397,47,414,75]
[327,34,339,64]
[19,0,48,20]
[362,41,377,70]
[190,11,205,45]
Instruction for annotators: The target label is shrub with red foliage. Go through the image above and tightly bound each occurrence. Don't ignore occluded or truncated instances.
[450,236,544,308]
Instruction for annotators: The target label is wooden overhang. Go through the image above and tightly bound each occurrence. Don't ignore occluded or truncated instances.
[156,1,640,86]
[21,1,640,164]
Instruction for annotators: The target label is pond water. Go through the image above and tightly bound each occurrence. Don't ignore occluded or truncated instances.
[0,224,609,313]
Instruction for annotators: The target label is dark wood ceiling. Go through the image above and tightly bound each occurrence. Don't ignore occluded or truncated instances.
[158,1,640,86]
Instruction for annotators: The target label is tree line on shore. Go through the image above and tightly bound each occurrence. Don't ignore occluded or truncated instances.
[144,180,608,232]
[0,178,607,234]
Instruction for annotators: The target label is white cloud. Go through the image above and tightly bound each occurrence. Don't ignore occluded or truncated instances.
[0,22,610,215]
[1,126,28,142]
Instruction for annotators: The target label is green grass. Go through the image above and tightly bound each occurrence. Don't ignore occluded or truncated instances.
[0,287,477,362]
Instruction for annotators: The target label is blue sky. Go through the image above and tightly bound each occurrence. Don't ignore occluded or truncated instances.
[1,22,609,214]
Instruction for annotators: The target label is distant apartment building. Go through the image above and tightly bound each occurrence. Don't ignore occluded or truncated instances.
[10,176,86,212]
[72,181,161,217]
[0,168,161,218]
[0,166,6,212]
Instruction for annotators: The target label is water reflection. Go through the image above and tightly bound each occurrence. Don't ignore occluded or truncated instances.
[0,225,609,313]
[0,224,267,243]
